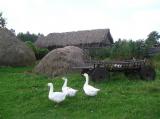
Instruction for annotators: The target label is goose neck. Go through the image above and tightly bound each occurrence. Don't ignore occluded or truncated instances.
[49,84,54,95]
[63,79,67,88]
[85,75,89,85]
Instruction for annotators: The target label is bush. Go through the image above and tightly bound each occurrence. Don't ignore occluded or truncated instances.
[152,53,160,61]
[36,48,49,60]
[110,40,148,60]
[88,48,111,60]
[25,41,49,60]
[87,40,149,60]
[25,41,37,53]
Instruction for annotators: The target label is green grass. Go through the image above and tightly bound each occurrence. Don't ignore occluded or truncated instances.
[0,66,160,119]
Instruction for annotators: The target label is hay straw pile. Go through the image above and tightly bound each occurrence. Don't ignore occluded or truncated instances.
[34,46,89,77]
[0,28,36,66]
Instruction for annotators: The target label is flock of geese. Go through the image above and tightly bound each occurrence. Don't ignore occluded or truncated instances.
[47,73,100,103]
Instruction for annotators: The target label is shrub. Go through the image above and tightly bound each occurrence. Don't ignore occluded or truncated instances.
[110,40,148,60]
[25,41,49,60]
[36,48,49,60]
[25,41,37,53]
[88,48,111,60]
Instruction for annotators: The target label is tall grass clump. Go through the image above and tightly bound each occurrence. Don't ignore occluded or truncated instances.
[88,47,111,60]
[87,40,148,60]
[150,53,160,69]
[110,40,148,60]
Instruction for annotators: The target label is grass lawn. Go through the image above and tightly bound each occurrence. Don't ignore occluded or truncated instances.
[0,66,160,119]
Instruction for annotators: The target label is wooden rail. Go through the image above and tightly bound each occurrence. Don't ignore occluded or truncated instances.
[72,60,146,71]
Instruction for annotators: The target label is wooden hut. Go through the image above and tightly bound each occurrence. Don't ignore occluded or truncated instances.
[35,29,113,50]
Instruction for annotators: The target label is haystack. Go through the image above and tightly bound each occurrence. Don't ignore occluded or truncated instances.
[34,46,89,77]
[0,28,36,66]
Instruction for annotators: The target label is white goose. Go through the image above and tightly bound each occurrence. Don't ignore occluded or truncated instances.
[47,83,66,103]
[83,73,100,96]
[62,77,78,97]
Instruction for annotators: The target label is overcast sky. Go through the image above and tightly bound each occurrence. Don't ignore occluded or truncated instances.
[0,0,160,41]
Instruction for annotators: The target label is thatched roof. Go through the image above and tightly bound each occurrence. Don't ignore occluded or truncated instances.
[35,29,113,48]
[0,28,36,66]
[34,46,89,77]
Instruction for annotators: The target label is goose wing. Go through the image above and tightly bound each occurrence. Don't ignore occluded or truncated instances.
[50,92,65,98]
[85,85,100,92]
[63,86,78,92]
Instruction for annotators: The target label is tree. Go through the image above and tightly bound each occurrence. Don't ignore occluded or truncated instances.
[17,32,38,43]
[0,12,7,28]
[145,31,160,47]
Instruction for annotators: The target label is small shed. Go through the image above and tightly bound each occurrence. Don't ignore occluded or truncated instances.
[35,29,113,50]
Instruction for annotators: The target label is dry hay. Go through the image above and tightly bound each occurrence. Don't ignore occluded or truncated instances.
[34,46,89,77]
[0,28,36,66]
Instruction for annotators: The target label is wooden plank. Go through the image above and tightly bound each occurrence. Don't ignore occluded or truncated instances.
[85,60,145,64]
[72,66,94,69]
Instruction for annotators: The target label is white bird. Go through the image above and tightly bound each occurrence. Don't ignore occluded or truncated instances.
[47,83,66,103]
[114,64,122,68]
[83,73,100,96]
[62,77,78,97]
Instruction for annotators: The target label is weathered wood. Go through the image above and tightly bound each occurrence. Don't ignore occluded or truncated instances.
[148,47,160,56]
[83,59,146,71]
[72,66,94,69]
[72,59,155,81]
[90,67,109,81]
[139,66,156,80]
